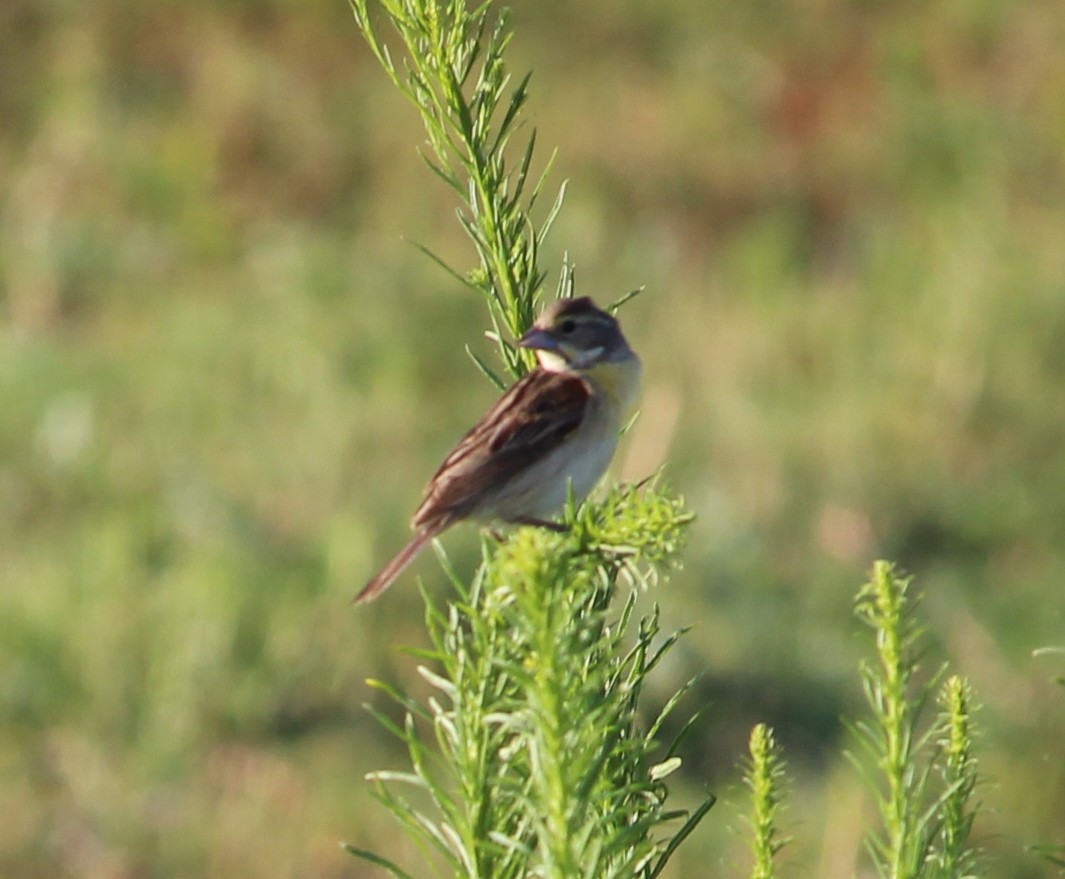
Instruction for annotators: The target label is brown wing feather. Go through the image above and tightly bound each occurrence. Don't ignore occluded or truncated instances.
[412,369,590,528]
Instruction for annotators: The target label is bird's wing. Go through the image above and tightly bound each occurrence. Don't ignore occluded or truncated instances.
[412,368,590,528]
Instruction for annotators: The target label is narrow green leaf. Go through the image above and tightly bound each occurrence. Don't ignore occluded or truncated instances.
[342,844,420,879]
[647,795,717,879]
[465,344,508,390]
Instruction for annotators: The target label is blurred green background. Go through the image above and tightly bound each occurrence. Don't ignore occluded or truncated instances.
[2,0,1064,876]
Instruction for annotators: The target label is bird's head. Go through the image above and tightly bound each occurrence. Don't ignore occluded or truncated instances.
[518,297,634,373]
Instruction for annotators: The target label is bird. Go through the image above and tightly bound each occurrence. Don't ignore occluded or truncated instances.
[354,296,642,603]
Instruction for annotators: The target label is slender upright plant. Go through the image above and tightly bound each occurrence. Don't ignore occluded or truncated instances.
[732,563,985,879]
[742,723,789,879]
[352,0,566,386]
[1030,646,1065,871]
[346,1,713,877]
[849,561,983,879]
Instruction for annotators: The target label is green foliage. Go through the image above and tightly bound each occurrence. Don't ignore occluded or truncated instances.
[732,565,985,879]
[742,724,788,879]
[1030,647,1065,871]
[933,676,980,878]
[346,1,711,876]
[350,0,565,380]
[355,484,711,879]
[849,562,982,879]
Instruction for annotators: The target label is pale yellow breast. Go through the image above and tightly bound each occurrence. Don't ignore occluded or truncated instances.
[479,354,642,522]
[580,354,643,417]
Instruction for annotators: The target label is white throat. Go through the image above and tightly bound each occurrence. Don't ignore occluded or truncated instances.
[536,349,572,373]
[536,345,611,373]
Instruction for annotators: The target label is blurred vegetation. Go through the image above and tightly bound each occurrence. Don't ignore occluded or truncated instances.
[2,0,1064,877]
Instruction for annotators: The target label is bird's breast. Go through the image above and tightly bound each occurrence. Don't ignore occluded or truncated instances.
[580,355,643,415]
[484,355,642,521]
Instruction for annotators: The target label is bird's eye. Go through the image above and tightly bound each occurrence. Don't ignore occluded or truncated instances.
[559,319,577,334]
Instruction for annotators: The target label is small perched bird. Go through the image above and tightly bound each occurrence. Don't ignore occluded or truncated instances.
[355,296,642,603]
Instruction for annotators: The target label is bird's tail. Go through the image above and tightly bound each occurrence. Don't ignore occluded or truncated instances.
[353,526,440,604]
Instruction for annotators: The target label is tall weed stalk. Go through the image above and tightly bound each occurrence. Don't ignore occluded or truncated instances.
[735,562,984,879]
[346,1,713,876]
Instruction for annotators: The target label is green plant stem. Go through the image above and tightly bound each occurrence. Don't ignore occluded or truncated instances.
[852,562,985,879]
[348,4,712,876]
[745,723,787,879]
[935,675,979,878]
[350,0,559,377]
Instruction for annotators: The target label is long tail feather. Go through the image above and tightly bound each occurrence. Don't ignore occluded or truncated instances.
[354,527,440,604]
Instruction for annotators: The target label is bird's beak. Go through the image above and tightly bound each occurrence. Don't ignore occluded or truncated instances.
[517,327,559,352]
